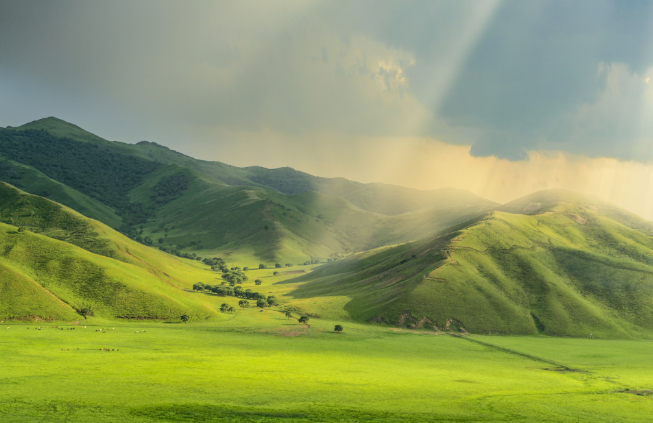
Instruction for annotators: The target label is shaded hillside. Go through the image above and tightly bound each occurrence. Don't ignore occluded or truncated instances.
[0,118,496,262]
[14,117,496,216]
[284,191,653,338]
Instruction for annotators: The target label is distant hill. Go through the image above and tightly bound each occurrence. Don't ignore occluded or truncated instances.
[285,190,653,338]
[0,117,496,262]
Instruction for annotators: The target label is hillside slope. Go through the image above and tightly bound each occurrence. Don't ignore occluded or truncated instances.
[284,191,653,338]
[0,183,229,321]
[0,118,496,262]
[13,118,496,216]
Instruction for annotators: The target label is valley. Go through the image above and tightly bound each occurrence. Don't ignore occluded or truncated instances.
[2,118,653,422]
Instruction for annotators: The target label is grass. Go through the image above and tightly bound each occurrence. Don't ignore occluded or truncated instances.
[1,314,652,422]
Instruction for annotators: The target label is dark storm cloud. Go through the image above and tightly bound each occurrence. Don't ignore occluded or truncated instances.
[1,0,653,161]
[438,0,653,159]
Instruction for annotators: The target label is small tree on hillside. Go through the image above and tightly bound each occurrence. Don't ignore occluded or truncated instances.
[298,315,309,324]
[334,325,343,333]
[181,314,190,323]
[259,264,266,269]
[275,263,282,268]
[255,279,262,286]
[273,271,279,276]
[238,300,250,308]
[256,299,267,308]
[284,311,292,319]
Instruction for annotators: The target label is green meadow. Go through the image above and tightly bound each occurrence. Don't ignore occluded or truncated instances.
[1,313,652,422]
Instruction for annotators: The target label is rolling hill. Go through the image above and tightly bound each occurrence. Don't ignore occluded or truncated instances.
[283,189,653,338]
[0,117,497,262]
[0,182,233,321]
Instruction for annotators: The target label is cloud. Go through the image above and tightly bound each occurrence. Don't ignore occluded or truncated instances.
[438,0,653,160]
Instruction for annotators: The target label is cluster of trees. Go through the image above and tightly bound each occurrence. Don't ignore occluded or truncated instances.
[193,282,279,309]
[221,269,248,285]
[158,246,203,261]
[260,262,295,269]
[202,256,226,269]
[303,259,321,265]
[0,161,24,188]
[150,172,192,205]
[220,303,235,313]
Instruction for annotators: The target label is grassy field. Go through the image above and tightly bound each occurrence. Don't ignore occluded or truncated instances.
[1,312,652,422]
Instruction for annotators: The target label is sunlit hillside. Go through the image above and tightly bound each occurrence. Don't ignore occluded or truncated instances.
[284,190,653,338]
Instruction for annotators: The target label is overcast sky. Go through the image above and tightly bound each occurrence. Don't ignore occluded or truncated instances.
[2,0,653,218]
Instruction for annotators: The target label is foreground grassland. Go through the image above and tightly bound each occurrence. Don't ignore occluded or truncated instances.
[1,313,652,422]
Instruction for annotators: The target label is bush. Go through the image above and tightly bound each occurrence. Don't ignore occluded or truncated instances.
[259,264,266,269]
[254,279,262,285]
[298,316,309,324]
[256,299,267,308]
[334,324,343,332]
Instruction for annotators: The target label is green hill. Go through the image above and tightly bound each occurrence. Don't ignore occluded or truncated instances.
[0,118,496,262]
[0,183,234,321]
[283,190,653,338]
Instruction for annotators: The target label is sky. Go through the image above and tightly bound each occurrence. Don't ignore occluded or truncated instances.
[2,0,653,219]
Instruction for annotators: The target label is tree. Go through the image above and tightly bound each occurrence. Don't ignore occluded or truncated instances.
[181,314,190,323]
[243,267,249,271]
[238,300,250,308]
[273,271,279,276]
[298,315,309,324]
[284,311,292,319]
[220,303,233,313]
[285,263,293,267]
[256,299,267,308]
[275,263,282,268]
[334,324,343,332]
[267,296,278,306]
[254,279,262,286]
[259,264,267,269]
